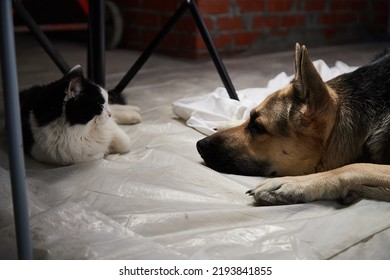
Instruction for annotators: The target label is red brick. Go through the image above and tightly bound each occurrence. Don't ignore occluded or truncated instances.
[321,13,356,25]
[330,0,349,11]
[123,28,142,42]
[112,0,142,9]
[253,16,281,29]
[330,0,365,11]
[268,0,292,12]
[323,27,337,38]
[305,0,325,11]
[271,28,289,36]
[116,0,390,59]
[350,0,365,11]
[177,33,196,49]
[142,0,180,12]
[139,12,160,28]
[338,13,356,24]
[161,33,179,50]
[373,0,389,13]
[142,30,158,45]
[195,35,207,50]
[282,15,305,27]
[372,13,388,28]
[203,17,215,31]
[174,16,197,32]
[235,32,259,46]
[213,34,233,49]
[320,14,334,25]
[124,11,141,24]
[198,0,230,14]
[236,0,265,12]
[217,16,244,31]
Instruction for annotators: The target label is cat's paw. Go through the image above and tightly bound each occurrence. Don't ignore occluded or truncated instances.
[110,104,141,125]
[109,128,131,154]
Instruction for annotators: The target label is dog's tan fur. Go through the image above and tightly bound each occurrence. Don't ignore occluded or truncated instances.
[197,43,390,205]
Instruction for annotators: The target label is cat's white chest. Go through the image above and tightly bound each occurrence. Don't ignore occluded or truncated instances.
[29,112,112,165]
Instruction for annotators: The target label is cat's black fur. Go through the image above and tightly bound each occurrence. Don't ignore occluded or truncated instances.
[19,66,109,154]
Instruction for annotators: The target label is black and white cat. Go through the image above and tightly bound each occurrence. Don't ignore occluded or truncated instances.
[20,65,140,165]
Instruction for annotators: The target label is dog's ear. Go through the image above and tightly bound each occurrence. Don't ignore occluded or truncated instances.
[293,43,332,115]
[294,43,303,85]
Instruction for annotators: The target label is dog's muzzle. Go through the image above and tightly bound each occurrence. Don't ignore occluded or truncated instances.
[197,136,270,176]
[197,136,234,173]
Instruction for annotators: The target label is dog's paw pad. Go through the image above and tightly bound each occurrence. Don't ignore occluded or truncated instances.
[249,179,307,206]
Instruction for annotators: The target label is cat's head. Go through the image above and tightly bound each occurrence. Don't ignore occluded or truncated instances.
[62,65,112,125]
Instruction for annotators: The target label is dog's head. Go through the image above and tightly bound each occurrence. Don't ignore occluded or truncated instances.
[197,44,338,176]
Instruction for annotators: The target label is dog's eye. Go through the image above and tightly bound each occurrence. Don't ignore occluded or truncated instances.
[254,123,267,134]
[248,122,267,135]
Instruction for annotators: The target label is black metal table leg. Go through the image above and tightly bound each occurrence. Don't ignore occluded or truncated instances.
[110,1,189,96]
[189,0,238,100]
[110,0,239,101]
[0,0,33,260]
[12,0,71,74]
[88,0,105,87]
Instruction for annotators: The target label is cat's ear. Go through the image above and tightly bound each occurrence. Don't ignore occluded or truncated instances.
[65,77,83,101]
[67,65,84,78]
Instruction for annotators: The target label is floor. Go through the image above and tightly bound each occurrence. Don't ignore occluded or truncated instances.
[1,34,390,259]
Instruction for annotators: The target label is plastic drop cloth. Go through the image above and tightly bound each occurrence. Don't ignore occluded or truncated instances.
[1,57,390,260]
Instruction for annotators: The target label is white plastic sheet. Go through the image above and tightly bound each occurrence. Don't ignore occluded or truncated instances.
[1,58,390,260]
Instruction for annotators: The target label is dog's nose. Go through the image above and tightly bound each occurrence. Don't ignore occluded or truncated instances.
[196,138,208,156]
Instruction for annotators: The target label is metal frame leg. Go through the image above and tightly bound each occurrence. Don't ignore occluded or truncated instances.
[0,0,33,260]
[88,0,105,87]
[189,0,238,100]
[110,0,239,101]
[12,0,71,74]
[110,1,189,95]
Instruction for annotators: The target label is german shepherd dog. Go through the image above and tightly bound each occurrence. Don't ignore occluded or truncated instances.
[197,43,390,206]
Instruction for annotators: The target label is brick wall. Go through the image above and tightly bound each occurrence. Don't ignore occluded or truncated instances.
[112,0,389,59]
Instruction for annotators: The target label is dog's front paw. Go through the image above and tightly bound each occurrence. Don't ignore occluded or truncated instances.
[246,177,308,206]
